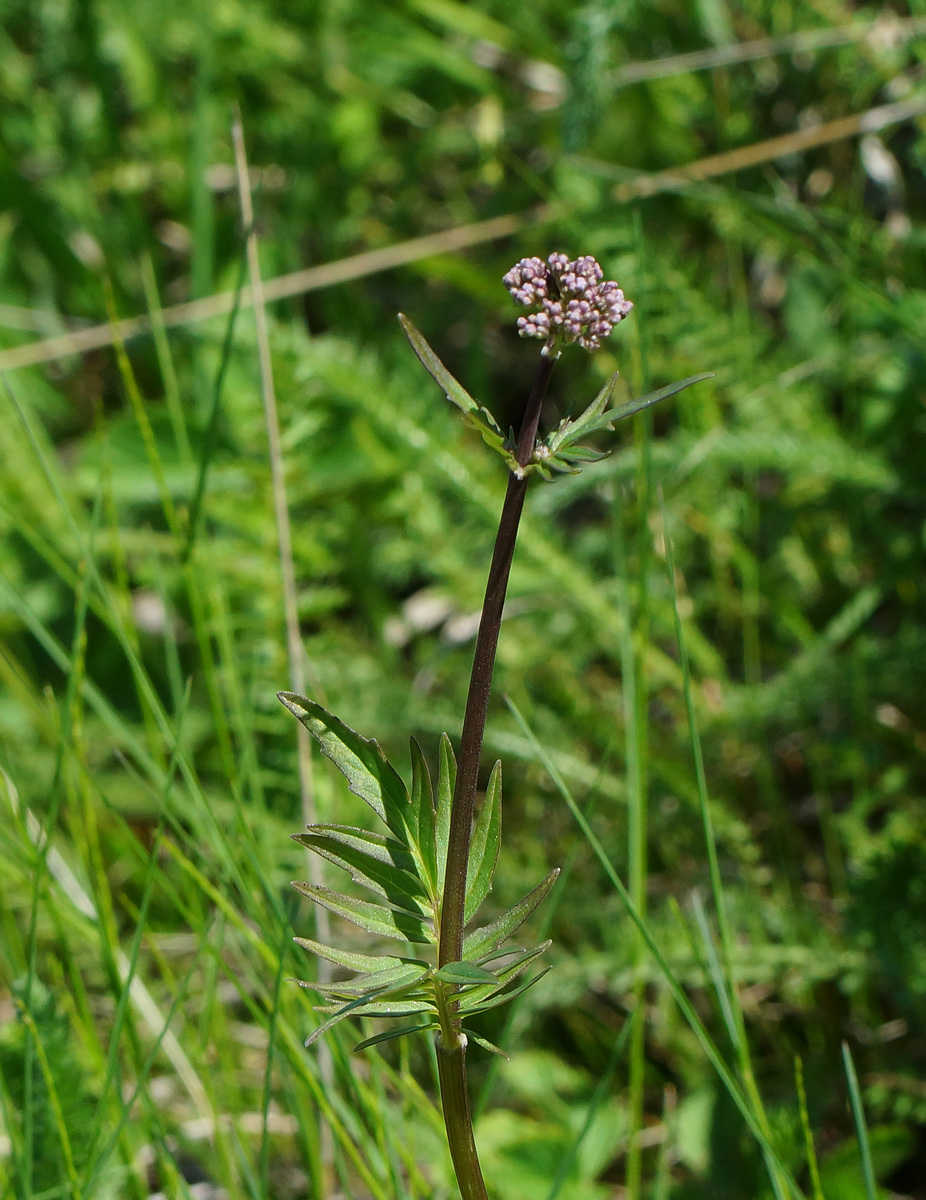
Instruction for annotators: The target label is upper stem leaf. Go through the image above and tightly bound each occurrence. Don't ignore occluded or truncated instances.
[279,692,411,839]
[435,733,455,895]
[292,880,435,944]
[398,314,513,463]
[410,736,438,898]
[463,868,560,960]
[464,760,501,923]
[293,825,431,914]
[292,936,410,975]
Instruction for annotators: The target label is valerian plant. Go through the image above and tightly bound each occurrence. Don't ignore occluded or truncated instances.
[280,251,710,1200]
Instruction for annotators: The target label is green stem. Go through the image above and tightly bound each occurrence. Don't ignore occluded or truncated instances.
[435,349,556,1200]
[437,1023,487,1200]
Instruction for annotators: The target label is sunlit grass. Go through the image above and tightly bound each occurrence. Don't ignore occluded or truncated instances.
[2,1,925,1196]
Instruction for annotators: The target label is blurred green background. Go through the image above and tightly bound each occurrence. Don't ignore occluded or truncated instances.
[2,0,926,1197]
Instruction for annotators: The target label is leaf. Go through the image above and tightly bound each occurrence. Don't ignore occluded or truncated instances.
[587,372,714,432]
[475,944,527,967]
[435,733,455,893]
[398,314,481,417]
[278,693,411,838]
[292,881,435,944]
[458,967,551,1016]
[353,1023,438,1053]
[292,936,409,976]
[435,961,499,985]
[465,1032,509,1060]
[317,999,436,1018]
[456,941,551,1011]
[306,961,430,999]
[555,444,609,463]
[410,737,437,896]
[305,996,379,1047]
[538,373,715,474]
[295,824,416,869]
[398,314,510,458]
[464,760,501,923]
[546,372,620,452]
[463,869,560,960]
[293,825,431,915]
[476,940,551,981]
[304,982,422,1048]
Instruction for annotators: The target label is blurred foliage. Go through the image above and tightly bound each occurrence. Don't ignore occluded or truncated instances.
[2,0,926,1196]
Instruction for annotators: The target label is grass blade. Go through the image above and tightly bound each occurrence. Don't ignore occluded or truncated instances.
[842,1042,877,1200]
[505,696,805,1198]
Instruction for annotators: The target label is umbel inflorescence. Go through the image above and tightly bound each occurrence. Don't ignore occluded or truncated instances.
[503,252,633,353]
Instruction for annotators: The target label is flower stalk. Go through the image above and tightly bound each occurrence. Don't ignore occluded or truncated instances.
[438,348,556,970]
[434,348,555,1200]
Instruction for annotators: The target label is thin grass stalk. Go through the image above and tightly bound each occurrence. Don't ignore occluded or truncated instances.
[149,244,274,811]
[615,489,647,1198]
[3,379,300,936]
[230,113,320,849]
[231,115,335,1184]
[546,1011,635,1200]
[16,534,96,1200]
[81,942,210,1197]
[260,925,290,1199]
[651,1086,677,1200]
[105,309,239,777]
[794,1057,825,1200]
[625,210,654,1196]
[506,698,806,1199]
[842,1042,878,1200]
[17,1008,83,1200]
[90,407,165,762]
[140,254,191,463]
[660,497,788,1197]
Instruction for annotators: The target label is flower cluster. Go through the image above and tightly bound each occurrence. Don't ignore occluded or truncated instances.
[502,252,633,352]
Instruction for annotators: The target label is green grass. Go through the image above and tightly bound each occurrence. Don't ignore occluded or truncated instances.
[2,1,926,1197]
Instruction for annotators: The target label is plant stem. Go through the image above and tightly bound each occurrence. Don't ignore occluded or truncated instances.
[435,349,556,1200]
[437,1026,487,1200]
[439,350,555,967]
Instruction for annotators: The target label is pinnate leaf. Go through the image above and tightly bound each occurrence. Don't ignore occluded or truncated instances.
[458,967,551,1016]
[435,733,455,893]
[353,1023,438,1053]
[435,961,499,985]
[410,736,438,896]
[292,881,435,944]
[463,869,560,960]
[456,941,551,1012]
[294,825,431,915]
[593,372,714,429]
[307,961,430,1000]
[528,372,714,479]
[465,1032,509,1059]
[331,999,436,1018]
[279,693,410,838]
[399,314,509,459]
[303,961,435,1046]
[464,760,501,922]
[292,936,408,976]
